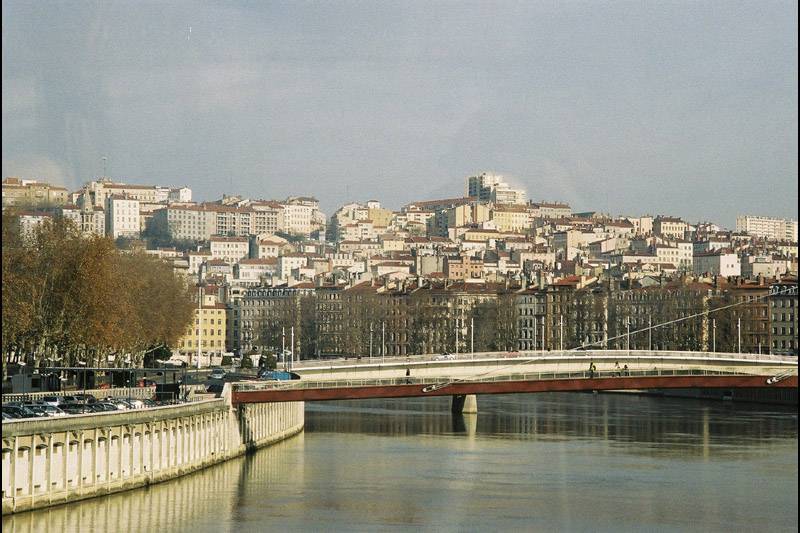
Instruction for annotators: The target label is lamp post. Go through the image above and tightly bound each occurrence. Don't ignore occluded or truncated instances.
[712,318,716,352]
[542,321,546,350]
[369,322,373,361]
[470,317,474,358]
[124,355,132,390]
[281,327,286,371]
[196,285,202,370]
[626,317,631,352]
[381,321,386,363]
[737,317,741,354]
[455,317,459,356]
[77,360,87,407]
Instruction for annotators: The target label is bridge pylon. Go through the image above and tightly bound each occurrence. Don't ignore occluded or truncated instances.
[451,394,478,414]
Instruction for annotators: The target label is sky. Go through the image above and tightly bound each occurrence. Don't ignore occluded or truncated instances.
[2,0,797,227]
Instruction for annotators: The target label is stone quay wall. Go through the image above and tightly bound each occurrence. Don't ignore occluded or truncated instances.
[1,388,303,514]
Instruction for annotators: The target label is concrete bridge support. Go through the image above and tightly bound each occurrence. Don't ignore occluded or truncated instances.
[451,394,477,414]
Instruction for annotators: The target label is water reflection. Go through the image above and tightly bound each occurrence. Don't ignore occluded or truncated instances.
[307,393,797,458]
[5,393,797,532]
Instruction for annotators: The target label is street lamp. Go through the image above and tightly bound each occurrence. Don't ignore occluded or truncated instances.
[77,360,87,407]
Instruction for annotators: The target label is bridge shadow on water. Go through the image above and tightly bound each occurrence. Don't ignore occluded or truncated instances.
[4,392,797,533]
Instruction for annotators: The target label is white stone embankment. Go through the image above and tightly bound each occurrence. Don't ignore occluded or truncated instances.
[1,386,303,514]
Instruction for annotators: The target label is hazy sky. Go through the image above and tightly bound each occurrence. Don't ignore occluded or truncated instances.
[2,1,797,227]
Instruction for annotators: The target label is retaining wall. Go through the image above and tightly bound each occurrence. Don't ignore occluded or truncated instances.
[1,390,303,514]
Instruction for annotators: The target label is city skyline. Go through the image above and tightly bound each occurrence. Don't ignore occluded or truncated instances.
[3,1,798,228]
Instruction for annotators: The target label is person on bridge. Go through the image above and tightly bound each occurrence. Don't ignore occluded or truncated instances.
[405,368,411,384]
[623,364,629,376]
[589,361,596,379]
[614,361,621,376]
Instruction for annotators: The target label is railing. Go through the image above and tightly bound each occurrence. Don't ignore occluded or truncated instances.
[234,367,780,394]
[293,350,798,370]
[2,383,208,401]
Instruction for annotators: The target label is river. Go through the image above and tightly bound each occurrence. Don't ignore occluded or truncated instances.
[5,393,797,532]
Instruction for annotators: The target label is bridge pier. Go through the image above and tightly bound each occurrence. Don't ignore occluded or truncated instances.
[451,394,477,414]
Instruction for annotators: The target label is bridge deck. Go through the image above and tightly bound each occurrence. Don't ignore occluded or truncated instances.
[232,368,797,404]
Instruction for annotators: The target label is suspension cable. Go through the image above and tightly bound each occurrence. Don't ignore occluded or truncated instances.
[421,284,796,392]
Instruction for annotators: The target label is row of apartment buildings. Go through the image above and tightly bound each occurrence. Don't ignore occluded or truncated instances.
[172,274,798,361]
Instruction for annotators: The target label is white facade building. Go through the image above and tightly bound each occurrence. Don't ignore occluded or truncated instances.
[169,187,193,203]
[693,251,741,277]
[209,236,250,264]
[159,205,216,241]
[106,195,140,239]
[736,215,798,242]
[467,172,526,205]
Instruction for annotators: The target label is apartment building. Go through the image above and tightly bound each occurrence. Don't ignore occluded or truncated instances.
[2,177,69,208]
[467,173,526,205]
[653,216,688,240]
[693,250,741,277]
[106,195,140,239]
[736,215,798,242]
[209,236,250,264]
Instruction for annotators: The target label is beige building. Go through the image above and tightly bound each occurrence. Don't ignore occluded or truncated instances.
[623,215,654,236]
[83,178,191,208]
[2,177,68,208]
[157,205,216,241]
[528,202,571,219]
[250,201,285,234]
[176,301,228,361]
[491,206,530,232]
[653,216,688,240]
[209,236,250,264]
[252,234,290,258]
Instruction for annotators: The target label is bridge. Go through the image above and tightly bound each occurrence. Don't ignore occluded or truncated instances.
[232,350,798,411]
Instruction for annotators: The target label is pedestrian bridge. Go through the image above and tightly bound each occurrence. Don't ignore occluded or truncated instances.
[232,350,797,405]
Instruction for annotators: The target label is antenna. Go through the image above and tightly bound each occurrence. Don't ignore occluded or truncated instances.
[101,156,108,178]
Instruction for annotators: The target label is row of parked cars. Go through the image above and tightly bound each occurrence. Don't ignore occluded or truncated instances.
[2,394,159,420]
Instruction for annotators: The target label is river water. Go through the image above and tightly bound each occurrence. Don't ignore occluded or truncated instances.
[5,393,797,532]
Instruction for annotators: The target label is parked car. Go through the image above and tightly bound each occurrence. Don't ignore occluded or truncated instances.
[38,405,67,417]
[72,394,97,404]
[105,399,133,410]
[19,403,51,417]
[2,405,38,419]
[60,403,92,415]
[258,370,301,381]
[209,368,226,380]
[40,396,62,408]
[92,402,120,412]
[125,398,145,409]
